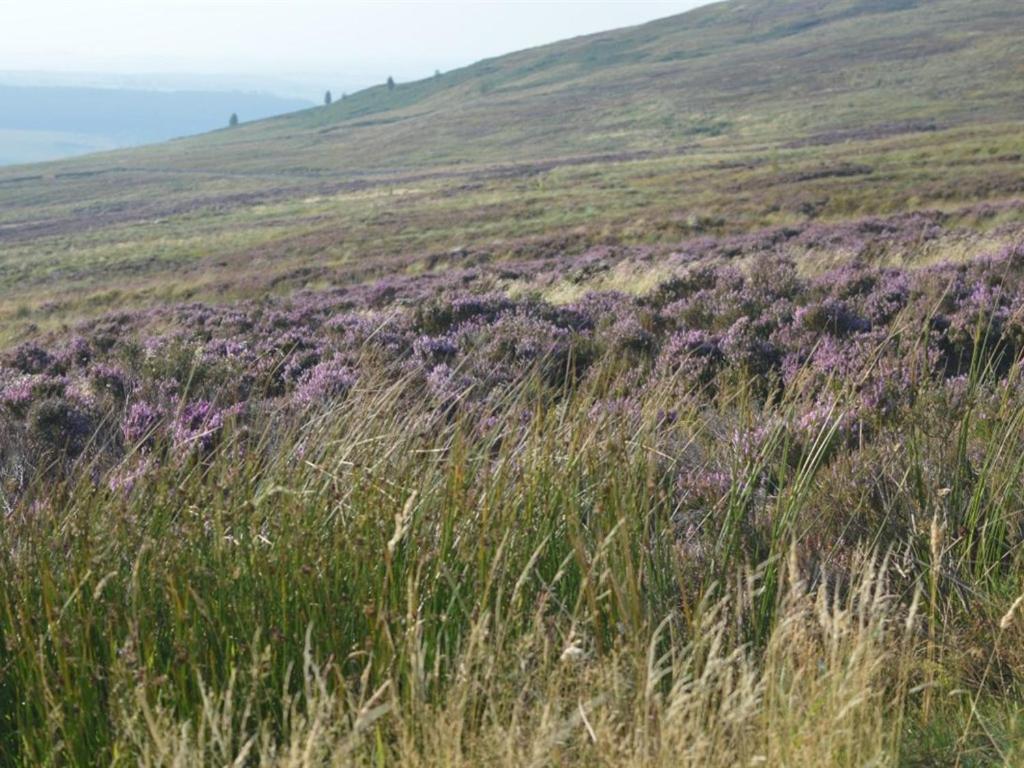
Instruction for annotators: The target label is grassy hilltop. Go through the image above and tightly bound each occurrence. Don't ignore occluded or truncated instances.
[2,0,1024,764]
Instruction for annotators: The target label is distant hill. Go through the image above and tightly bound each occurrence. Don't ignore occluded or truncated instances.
[0,85,313,165]
[34,0,1022,175]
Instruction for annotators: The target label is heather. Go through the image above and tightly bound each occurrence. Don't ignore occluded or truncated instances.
[3,230,1024,486]
[2,227,1024,763]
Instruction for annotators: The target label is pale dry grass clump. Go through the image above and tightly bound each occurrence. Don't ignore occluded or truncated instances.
[122,554,915,768]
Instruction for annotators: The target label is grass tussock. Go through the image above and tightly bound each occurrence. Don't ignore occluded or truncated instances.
[2,345,1024,765]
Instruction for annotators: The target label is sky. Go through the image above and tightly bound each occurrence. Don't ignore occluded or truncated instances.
[1,1,711,87]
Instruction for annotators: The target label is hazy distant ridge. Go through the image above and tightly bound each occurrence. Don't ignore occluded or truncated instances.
[0,85,313,165]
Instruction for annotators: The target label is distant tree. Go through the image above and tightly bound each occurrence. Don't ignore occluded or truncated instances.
[228,113,239,127]
[387,76,396,91]
[435,69,442,80]
[342,93,347,100]
[324,90,333,106]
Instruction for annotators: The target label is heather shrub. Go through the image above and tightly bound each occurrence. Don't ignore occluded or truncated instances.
[122,401,163,449]
[89,362,134,402]
[657,329,723,388]
[644,264,720,308]
[172,400,227,455]
[796,299,869,336]
[413,291,514,335]
[292,359,357,406]
[26,396,93,459]
[3,342,56,375]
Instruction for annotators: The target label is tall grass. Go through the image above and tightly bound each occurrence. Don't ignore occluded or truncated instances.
[2,354,1024,765]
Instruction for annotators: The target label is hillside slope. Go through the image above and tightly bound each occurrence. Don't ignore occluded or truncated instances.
[1,0,1022,344]
[31,0,1024,176]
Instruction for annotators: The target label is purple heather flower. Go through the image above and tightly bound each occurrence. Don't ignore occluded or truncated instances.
[425,364,472,404]
[413,334,459,366]
[0,374,34,411]
[123,402,162,448]
[89,363,134,400]
[293,360,357,406]
[4,343,55,375]
[173,401,225,453]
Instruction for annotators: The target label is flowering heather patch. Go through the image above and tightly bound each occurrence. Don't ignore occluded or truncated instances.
[88,362,134,402]
[3,342,57,375]
[0,229,1023,478]
[172,400,227,455]
[122,401,162,448]
[293,359,357,406]
[657,329,723,388]
[0,374,35,411]
[25,397,94,458]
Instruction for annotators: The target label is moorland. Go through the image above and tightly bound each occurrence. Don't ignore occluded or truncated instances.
[2,0,1024,764]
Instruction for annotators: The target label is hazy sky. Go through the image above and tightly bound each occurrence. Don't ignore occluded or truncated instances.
[2,1,711,81]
